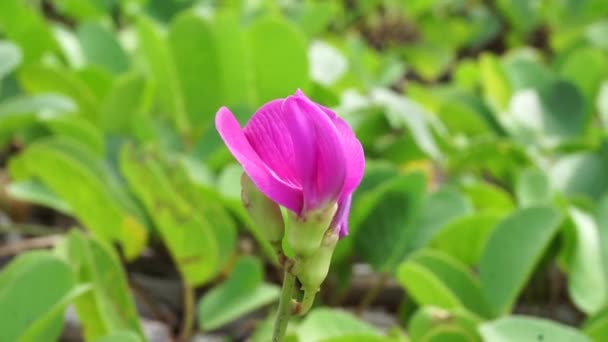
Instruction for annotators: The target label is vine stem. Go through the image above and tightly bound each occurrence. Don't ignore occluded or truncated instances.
[178,283,195,342]
[272,270,296,342]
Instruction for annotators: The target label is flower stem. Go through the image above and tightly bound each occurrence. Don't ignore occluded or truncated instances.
[272,270,296,342]
[294,289,316,316]
[178,283,195,342]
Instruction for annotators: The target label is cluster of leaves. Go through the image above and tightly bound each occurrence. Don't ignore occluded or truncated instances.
[1,0,608,341]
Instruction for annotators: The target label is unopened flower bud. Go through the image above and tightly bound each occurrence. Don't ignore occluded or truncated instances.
[241,173,285,243]
[296,229,339,293]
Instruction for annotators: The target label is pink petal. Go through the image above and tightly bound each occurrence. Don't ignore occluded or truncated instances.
[244,100,300,188]
[282,94,347,212]
[333,194,352,238]
[335,117,365,196]
[215,107,302,212]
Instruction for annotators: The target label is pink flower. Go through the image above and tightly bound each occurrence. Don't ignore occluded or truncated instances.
[215,90,365,237]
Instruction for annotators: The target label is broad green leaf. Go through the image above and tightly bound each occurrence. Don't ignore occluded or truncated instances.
[297,308,382,342]
[77,22,129,74]
[211,10,251,107]
[397,250,491,317]
[0,0,58,63]
[20,284,91,342]
[538,80,586,139]
[567,208,607,314]
[372,88,441,160]
[198,256,279,330]
[19,64,100,122]
[479,207,562,315]
[598,81,608,127]
[137,16,189,135]
[0,94,75,146]
[549,152,608,201]
[120,145,221,286]
[431,212,503,266]
[353,173,426,272]
[0,94,76,116]
[10,137,148,258]
[0,41,21,79]
[54,0,109,20]
[479,316,591,342]
[40,113,105,155]
[100,72,151,134]
[62,231,145,341]
[584,307,608,342]
[247,16,310,105]
[0,252,75,342]
[408,306,481,342]
[559,47,607,102]
[94,331,143,342]
[7,180,72,214]
[479,53,511,113]
[401,42,453,82]
[463,182,514,213]
[411,188,472,247]
[168,12,222,135]
[515,168,551,207]
[309,40,348,86]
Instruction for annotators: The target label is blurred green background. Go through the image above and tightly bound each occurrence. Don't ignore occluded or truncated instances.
[1,0,608,341]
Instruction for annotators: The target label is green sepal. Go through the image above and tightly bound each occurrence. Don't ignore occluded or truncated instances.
[241,173,285,243]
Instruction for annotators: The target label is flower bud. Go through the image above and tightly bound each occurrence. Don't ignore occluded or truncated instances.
[241,173,285,243]
[296,229,339,293]
[287,203,337,258]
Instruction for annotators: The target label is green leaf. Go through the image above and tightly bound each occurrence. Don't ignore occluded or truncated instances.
[10,137,148,259]
[40,113,105,156]
[7,180,72,214]
[431,212,503,266]
[198,256,279,330]
[479,316,591,342]
[397,250,491,317]
[168,12,222,135]
[549,152,608,201]
[77,22,129,74]
[408,306,481,342]
[463,182,514,213]
[120,145,223,286]
[371,88,442,160]
[94,331,143,342]
[411,188,472,248]
[515,168,551,207]
[479,53,511,113]
[0,0,58,63]
[54,0,110,20]
[100,72,151,134]
[19,64,100,122]
[479,207,562,316]
[559,47,607,102]
[136,16,189,135]
[353,172,426,272]
[0,251,76,342]
[584,307,608,342]
[61,231,145,341]
[247,16,310,105]
[211,10,252,107]
[566,208,607,314]
[0,41,21,79]
[538,80,586,139]
[297,308,382,342]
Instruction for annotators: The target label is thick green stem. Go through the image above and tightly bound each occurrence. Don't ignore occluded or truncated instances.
[272,270,296,342]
